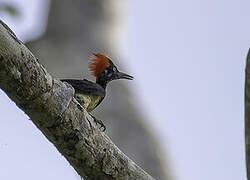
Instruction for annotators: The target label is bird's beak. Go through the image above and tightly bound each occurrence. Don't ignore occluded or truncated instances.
[116,72,134,80]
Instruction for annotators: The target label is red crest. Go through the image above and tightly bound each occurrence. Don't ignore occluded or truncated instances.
[89,53,110,78]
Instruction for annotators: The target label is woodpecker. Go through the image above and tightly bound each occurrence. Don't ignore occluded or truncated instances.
[61,53,133,131]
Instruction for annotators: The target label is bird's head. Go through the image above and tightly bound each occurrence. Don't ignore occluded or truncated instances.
[89,53,133,87]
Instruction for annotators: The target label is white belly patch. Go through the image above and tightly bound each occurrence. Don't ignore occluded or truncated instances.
[75,93,102,112]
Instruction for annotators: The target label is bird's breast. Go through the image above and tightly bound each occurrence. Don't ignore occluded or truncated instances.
[75,93,103,112]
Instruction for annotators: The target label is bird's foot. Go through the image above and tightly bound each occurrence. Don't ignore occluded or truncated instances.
[90,114,106,132]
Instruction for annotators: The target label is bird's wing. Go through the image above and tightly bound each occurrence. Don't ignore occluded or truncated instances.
[61,79,105,97]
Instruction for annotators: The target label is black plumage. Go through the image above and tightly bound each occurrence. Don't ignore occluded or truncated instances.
[61,79,105,97]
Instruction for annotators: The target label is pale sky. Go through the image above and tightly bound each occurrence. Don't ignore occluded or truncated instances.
[0,0,248,180]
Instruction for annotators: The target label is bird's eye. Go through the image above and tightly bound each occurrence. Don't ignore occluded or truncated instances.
[113,67,117,72]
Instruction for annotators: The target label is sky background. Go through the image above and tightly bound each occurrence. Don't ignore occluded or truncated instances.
[0,0,248,180]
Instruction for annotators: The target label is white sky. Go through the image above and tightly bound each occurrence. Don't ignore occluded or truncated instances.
[0,0,248,180]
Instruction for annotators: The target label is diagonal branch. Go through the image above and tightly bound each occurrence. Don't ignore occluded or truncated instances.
[0,20,155,180]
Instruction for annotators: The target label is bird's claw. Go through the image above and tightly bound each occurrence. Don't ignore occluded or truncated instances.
[90,115,106,132]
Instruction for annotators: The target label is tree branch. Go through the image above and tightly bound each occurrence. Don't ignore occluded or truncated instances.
[246,48,250,180]
[0,20,155,180]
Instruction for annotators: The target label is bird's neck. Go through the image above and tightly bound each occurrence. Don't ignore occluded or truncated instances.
[96,78,108,89]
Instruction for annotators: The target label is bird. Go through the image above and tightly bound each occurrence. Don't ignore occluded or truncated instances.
[61,53,133,131]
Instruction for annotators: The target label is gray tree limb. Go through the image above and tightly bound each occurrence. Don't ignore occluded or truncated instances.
[0,20,155,180]
[246,48,250,180]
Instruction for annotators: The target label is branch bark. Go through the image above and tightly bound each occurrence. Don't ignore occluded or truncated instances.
[0,20,155,180]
